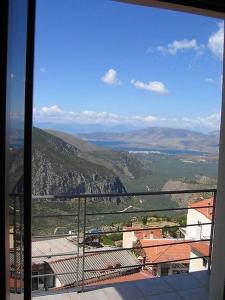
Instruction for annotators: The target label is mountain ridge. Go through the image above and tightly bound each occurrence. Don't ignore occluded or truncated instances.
[78,126,219,153]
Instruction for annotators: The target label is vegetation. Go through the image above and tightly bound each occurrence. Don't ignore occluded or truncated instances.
[100,233,123,246]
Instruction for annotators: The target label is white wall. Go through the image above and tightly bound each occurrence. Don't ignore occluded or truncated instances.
[189,250,208,272]
[55,277,62,288]
[185,209,211,240]
[122,231,136,248]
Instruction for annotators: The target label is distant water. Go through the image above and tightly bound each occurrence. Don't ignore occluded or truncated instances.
[91,140,207,156]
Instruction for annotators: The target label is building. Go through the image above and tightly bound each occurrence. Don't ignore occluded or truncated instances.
[30,238,143,291]
[49,249,141,289]
[137,239,191,276]
[31,238,79,290]
[185,198,213,240]
[189,242,209,273]
[122,227,162,248]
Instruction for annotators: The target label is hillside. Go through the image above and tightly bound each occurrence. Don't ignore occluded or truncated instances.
[32,127,127,197]
[44,129,149,180]
[79,127,219,153]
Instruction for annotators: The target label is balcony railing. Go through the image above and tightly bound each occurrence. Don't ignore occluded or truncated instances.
[10,188,216,294]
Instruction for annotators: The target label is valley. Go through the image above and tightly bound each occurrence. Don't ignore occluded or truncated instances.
[31,126,218,235]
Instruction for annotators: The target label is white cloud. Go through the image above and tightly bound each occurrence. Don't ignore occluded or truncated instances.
[40,105,62,114]
[180,112,221,129]
[33,105,158,125]
[156,39,204,55]
[131,79,169,95]
[205,77,214,84]
[34,105,220,130]
[101,68,121,85]
[208,22,224,60]
[40,67,46,73]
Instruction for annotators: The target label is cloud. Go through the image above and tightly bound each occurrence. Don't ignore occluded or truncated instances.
[208,22,224,60]
[33,105,220,130]
[33,105,158,125]
[156,39,204,55]
[180,112,221,129]
[40,105,62,114]
[205,77,214,84]
[40,67,46,73]
[131,79,169,95]
[101,68,121,85]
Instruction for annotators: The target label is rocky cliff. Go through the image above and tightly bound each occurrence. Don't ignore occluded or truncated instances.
[32,128,126,198]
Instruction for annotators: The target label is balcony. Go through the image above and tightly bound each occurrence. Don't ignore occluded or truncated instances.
[32,270,209,300]
[11,189,216,299]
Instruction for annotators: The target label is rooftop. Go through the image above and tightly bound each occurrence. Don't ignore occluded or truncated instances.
[124,227,162,239]
[190,242,210,257]
[189,198,214,220]
[32,270,209,300]
[139,239,192,264]
[32,237,78,265]
[48,248,140,287]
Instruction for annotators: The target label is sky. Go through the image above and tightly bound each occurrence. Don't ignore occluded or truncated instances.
[33,0,224,132]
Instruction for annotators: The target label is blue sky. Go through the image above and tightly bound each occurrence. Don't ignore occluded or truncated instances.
[33,0,224,132]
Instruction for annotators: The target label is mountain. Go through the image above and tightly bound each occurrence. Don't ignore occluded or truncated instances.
[32,128,126,198]
[32,128,148,197]
[45,129,149,180]
[79,127,220,153]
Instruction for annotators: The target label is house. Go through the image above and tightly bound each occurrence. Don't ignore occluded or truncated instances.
[44,248,141,289]
[31,240,142,290]
[31,237,79,290]
[137,239,191,277]
[122,226,162,248]
[185,198,213,240]
[189,242,209,273]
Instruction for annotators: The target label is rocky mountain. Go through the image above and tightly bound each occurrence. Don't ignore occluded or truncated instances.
[79,127,220,153]
[45,129,148,180]
[32,128,148,198]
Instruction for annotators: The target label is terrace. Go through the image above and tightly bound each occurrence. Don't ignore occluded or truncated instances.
[11,189,216,299]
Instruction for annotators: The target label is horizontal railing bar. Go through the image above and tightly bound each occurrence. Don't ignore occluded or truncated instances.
[32,233,79,239]
[31,238,210,259]
[24,188,217,200]
[32,222,212,239]
[86,205,214,216]
[32,271,78,278]
[31,205,214,219]
[32,251,81,259]
[84,255,210,272]
[85,238,210,254]
[32,213,78,218]
[85,222,213,236]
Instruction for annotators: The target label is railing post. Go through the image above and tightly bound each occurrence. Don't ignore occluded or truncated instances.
[76,197,80,291]
[19,195,23,294]
[208,190,217,273]
[81,196,87,292]
[13,195,18,293]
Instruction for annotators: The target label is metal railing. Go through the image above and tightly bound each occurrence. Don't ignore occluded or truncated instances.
[11,188,217,293]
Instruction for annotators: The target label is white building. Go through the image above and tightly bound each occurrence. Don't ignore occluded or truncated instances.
[189,242,209,273]
[122,227,162,248]
[185,198,213,240]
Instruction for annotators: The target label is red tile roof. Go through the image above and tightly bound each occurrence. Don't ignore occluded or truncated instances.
[189,198,214,220]
[124,226,162,239]
[139,239,191,264]
[88,270,154,286]
[190,242,209,257]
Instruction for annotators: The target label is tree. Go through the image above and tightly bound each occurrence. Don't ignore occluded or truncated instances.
[142,216,148,225]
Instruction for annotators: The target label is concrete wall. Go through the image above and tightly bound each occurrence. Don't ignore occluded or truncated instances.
[185,209,211,240]
[189,250,208,273]
[122,231,136,248]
